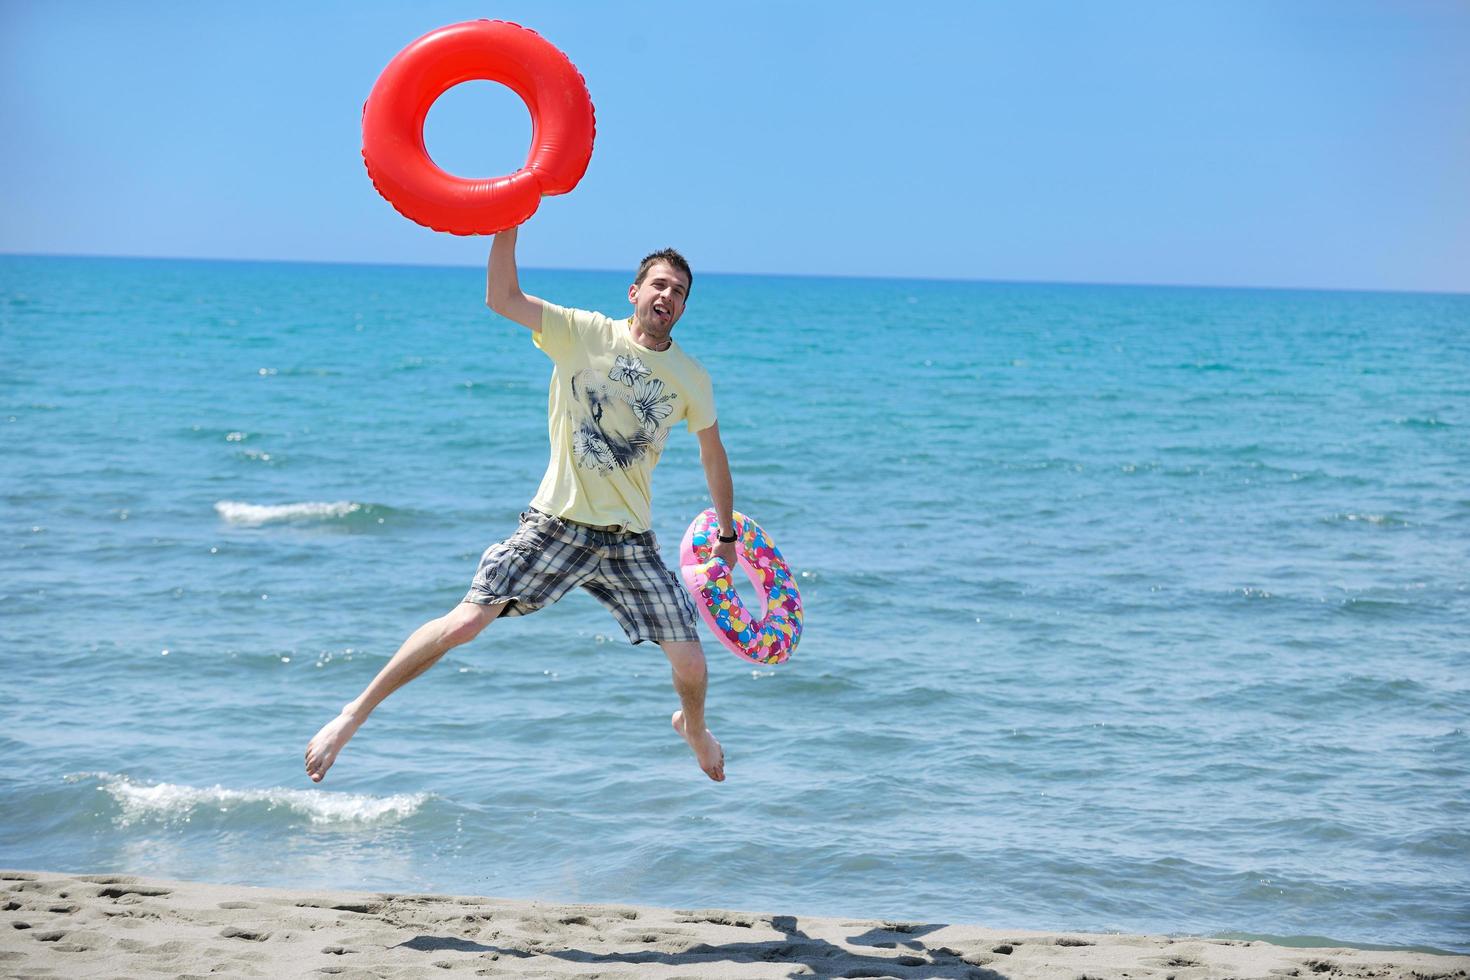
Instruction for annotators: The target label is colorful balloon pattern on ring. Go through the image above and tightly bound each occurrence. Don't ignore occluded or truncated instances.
[680,509,803,666]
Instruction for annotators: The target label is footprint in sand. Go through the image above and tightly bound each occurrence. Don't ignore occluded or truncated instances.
[97,884,173,899]
[30,927,115,954]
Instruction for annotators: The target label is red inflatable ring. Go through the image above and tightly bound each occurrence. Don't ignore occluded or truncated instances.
[361,20,596,236]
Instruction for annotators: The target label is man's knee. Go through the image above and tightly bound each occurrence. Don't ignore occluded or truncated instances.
[660,640,707,681]
[439,601,502,648]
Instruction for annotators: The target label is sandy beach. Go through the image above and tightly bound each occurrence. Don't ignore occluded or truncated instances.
[1,870,1464,979]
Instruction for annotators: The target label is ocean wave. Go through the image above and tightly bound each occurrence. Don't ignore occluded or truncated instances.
[214,500,365,526]
[1394,415,1452,429]
[1327,512,1412,527]
[1336,596,1415,618]
[73,773,428,827]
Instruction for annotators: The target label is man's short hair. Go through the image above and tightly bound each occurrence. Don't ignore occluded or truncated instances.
[634,248,693,293]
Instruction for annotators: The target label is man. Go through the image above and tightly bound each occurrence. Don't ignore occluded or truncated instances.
[304,225,736,784]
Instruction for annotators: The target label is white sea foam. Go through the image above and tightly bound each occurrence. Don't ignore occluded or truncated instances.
[214,500,363,526]
[89,774,427,826]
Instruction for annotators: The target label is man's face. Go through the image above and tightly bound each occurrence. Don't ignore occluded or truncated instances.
[628,262,689,335]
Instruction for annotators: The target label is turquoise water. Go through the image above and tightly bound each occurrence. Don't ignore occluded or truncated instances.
[2,254,1467,952]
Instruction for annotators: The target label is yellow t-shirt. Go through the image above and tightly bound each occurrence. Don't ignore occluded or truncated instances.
[530,302,715,533]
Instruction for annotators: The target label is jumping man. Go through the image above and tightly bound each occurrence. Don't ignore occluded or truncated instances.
[305,225,737,783]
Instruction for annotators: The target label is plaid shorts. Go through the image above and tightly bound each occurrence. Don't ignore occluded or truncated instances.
[463,509,700,645]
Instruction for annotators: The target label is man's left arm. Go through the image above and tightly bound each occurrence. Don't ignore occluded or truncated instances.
[696,422,738,567]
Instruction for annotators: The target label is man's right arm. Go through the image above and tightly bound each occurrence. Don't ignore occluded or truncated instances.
[485,226,545,331]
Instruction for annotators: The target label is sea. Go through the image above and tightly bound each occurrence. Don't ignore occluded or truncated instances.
[1,254,1467,953]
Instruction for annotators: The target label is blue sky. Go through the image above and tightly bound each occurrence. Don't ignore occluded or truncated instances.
[3,1,1467,292]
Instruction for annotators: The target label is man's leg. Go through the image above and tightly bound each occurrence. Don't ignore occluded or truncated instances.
[305,601,505,782]
[660,640,725,782]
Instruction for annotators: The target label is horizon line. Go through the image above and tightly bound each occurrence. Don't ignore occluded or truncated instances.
[2,249,1465,300]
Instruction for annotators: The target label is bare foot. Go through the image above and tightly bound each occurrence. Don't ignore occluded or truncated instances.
[305,709,363,783]
[671,710,725,782]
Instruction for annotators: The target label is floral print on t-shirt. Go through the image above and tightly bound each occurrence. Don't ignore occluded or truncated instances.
[569,354,679,473]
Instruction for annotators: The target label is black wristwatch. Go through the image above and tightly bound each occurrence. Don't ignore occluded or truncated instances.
[717,529,737,543]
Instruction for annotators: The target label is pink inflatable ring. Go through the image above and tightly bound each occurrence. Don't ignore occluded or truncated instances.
[679,509,803,665]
